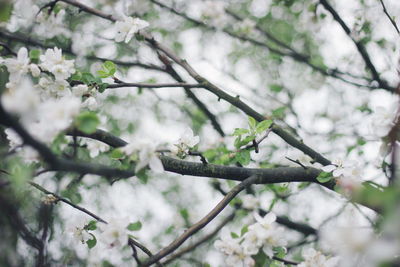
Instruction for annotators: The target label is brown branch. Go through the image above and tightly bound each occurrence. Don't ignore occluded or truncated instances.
[57,0,332,166]
[0,30,165,72]
[157,52,226,137]
[150,0,387,91]
[319,0,392,91]
[141,175,260,266]
[162,212,235,265]
[107,82,201,89]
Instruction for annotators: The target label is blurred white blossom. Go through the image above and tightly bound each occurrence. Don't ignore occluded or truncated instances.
[121,141,164,173]
[298,248,339,267]
[99,219,129,249]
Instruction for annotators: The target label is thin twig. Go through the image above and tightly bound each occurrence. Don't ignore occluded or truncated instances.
[29,181,108,223]
[379,0,400,36]
[142,175,260,266]
[162,212,235,265]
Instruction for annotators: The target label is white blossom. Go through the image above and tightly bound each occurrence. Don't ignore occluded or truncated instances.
[298,248,339,267]
[32,96,81,143]
[114,16,149,43]
[201,1,227,24]
[121,141,164,173]
[40,47,75,81]
[35,9,70,38]
[99,219,129,249]
[369,103,398,138]
[67,217,91,244]
[321,159,362,194]
[172,127,200,157]
[82,96,98,111]
[1,77,39,116]
[4,47,30,82]
[241,194,260,210]
[215,236,255,267]
[38,76,71,98]
[82,139,110,158]
[72,84,89,97]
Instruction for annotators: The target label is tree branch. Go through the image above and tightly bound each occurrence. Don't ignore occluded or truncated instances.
[162,212,235,265]
[58,0,332,166]
[106,82,200,89]
[142,175,260,266]
[319,0,391,91]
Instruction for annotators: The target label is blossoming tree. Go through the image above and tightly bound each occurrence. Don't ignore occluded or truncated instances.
[0,0,399,266]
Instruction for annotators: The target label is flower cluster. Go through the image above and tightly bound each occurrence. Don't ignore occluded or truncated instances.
[40,47,75,81]
[1,47,101,162]
[114,16,149,43]
[171,127,200,158]
[215,212,287,266]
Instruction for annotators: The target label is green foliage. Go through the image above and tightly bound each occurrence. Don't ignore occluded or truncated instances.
[179,208,190,225]
[86,233,97,249]
[316,171,333,183]
[29,49,40,63]
[97,61,116,78]
[230,232,239,239]
[74,112,100,134]
[127,221,142,231]
[233,117,273,150]
[85,221,97,231]
[0,2,13,22]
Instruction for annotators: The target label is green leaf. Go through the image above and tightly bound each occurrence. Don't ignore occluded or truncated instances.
[98,83,109,93]
[75,112,100,134]
[230,232,239,239]
[240,225,248,236]
[98,61,116,78]
[97,70,109,78]
[110,149,124,159]
[81,72,96,84]
[270,84,283,93]
[0,3,13,22]
[233,128,249,136]
[85,220,97,231]
[248,116,257,129]
[127,221,142,231]
[136,168,148,184]
[29,49,40,61]
[86,233,97,249]
[256,120,273,134]
[273,246,286,258]
[316,171,333,183]
[272,107,286,118]
[235,150,251,166]
[180,208,189,224]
